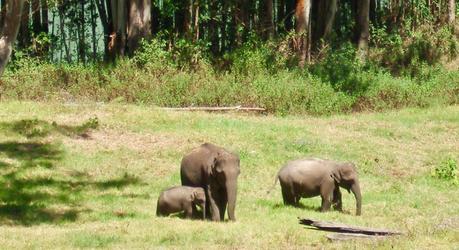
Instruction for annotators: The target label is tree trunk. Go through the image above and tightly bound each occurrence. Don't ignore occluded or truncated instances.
[193,0,199,41]
[285,0,295,31]
[220,1,227,53]
[95,0,111,61]
[127,0,151,55]
[235,0,249,45]
[31,0,41,34]
[315,0,337,43]
[260,0,274,39]
[18,0,30,49]
[41,0,49,57]
[449,0,456,26]
[90,0,97,60]
[151,4,160,34]
[79,1,86,63]
[41,0,48,33]
[109,0,127,58]
[58,4,71,63]
[209,0,218,54]
[295,0,312,67]
[355,0,370,62]
[0,0,25,77]
[278,0,285,31]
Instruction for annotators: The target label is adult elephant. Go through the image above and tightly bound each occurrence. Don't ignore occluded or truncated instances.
[275,158,362,215]
[180,143,240,221]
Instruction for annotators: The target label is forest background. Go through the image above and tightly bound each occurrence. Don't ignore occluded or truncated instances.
[0,0,458,115]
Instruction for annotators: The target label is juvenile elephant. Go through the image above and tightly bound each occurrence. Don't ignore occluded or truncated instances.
[180,143,240,221]
[275,158,362,216]
[156,186,206,219]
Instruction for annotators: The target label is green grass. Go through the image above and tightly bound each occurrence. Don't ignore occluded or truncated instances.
[0,101,458,249]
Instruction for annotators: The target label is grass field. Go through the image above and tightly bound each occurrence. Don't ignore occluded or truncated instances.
[0,101,458,249]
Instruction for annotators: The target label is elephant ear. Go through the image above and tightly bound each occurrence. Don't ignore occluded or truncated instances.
[340,163,356,181]
[331,168,342,183]
[208,152,224,176]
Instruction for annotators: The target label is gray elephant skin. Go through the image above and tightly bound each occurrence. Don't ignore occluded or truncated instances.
[156,186,206,219]
[180,143,240,221]
[275,158,362,216]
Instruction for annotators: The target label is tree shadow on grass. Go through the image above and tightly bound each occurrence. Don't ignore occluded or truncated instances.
[0,119,141,225]
[0,118,99,139]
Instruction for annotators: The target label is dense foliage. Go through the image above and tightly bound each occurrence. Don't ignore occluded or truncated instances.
[1,0,458,114]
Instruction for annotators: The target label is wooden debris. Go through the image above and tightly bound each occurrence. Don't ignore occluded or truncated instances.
[326,233,389,241]
[299,218,403,236]
[160,106,266,112]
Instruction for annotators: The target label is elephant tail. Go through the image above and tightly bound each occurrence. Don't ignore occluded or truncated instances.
[266,174,279,194]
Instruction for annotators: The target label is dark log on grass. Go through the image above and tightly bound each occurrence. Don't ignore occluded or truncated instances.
[160,106,266,113]
[299,218,403,236]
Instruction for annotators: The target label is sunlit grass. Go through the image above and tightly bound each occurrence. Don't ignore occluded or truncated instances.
[0,101,457,248]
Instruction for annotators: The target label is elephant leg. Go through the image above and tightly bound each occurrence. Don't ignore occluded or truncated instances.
[184,204,193,219]
[281,184,296,206]
[207,185,221,221]
[320,184,334,212]
[332,187,343,212]
[216,193,227,221]
[191,204,198,218]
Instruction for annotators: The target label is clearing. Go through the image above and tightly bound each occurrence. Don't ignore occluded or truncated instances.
[0,102,458,249]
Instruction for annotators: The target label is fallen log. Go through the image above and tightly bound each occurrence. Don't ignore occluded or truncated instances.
[160,106,266,112]
[299,218,403,236]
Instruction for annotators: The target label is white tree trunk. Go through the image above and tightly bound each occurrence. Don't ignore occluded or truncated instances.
[356,0,370,62]
[449,0,456,25]
[0,0,25,77]
[127,0,151,55]
[295,0,312,67]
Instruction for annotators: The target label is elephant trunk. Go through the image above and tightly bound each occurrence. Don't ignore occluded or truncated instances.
[226,181,237,221]
[351,181,362,216]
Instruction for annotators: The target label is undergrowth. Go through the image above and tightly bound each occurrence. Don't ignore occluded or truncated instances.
[1,33,458,115]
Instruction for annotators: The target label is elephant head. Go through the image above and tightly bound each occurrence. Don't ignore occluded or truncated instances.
[210,150,240,221]
[332,162,362,216]
[191,189,206,219]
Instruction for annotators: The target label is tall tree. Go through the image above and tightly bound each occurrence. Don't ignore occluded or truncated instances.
[41,0,48,33]
[355,0,370,61]
[18,0,30,49]
[109,0,127,58]
[235,0,249,45]
[90,0,97,60]
[260,0,274,39]
[0,0,25,77]
[315,0,338,44]
[449,0,456,26]
[295,0,312,67]
[127,0,151,55]
[285,0,295,31]
[31,0,41,34]
[78,0,86,63]
[95,0,111,61]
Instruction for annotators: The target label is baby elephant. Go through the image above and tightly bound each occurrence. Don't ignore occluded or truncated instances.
[274,158,362,215]
[156,186,206,219]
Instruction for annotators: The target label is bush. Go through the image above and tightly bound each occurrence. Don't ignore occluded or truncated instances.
[432,157,458,185]
[1,39,458,116]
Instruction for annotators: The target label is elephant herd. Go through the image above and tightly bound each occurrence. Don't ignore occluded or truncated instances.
[156,143,362,222]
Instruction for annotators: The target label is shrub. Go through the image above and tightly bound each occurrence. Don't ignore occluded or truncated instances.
[432,157,458,185]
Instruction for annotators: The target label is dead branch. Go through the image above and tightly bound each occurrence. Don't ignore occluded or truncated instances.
[160,106,266,112]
